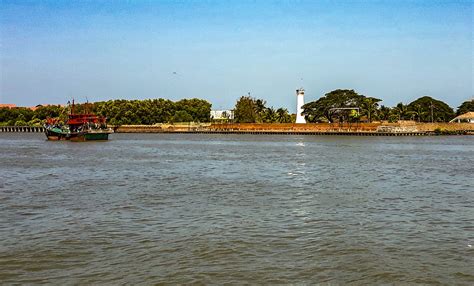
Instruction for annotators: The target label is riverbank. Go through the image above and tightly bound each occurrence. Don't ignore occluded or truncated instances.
[1,122,473,135]
[114,122,474,136]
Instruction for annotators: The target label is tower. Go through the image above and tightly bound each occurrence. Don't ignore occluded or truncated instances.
[296,88,306,124]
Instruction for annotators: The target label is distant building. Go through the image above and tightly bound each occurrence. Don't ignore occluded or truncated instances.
[0,103,65,110]
[450,112,474,123]
[29,104,66,111]
[210,110,234,121]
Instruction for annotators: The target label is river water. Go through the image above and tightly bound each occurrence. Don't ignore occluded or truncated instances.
[0,133,473,284]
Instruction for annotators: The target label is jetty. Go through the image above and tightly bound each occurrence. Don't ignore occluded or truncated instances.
[0,126,45,133]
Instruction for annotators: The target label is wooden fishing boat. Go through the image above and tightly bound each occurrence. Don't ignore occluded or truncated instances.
[44,100,113,141]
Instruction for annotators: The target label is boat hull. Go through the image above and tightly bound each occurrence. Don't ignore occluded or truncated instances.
[45,127,111,141]
[70,131,111,142]
[45,128,74,141]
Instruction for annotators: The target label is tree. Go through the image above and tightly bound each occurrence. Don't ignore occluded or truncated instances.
[172,110,194,123]
[456,99,474,116]
[0,107,36,126]
[302,89,366,123]
[408,103,427,122]
[360,97,382,122]
[275,108,292,123]
[378,105,391,121]
[348,109,360,122]
[261,107,277,123]
[87,98,211,124]
[391,102,409,121]
[407,96,454,122]
[175,98,212,122]
[234,96,258,123]
[34,105,65,120]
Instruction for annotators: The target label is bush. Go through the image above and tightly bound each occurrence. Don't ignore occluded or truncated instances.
[14,120,27,126]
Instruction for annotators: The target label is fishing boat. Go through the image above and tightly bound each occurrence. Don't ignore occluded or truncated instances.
[44,100,113,141]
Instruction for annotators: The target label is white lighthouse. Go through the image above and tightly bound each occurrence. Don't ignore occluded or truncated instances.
[295,88,306,124]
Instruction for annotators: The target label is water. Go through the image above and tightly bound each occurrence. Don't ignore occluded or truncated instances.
[1,133,473,284]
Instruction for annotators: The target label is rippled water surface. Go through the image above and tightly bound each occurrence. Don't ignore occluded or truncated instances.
[1,133,473,284]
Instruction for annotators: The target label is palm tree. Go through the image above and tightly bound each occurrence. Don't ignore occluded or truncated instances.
[262,107,277,123]
[409,104,427,122]
[392,102,409,121]
[361,97,381,122]
[276,108,291,123]
[379,105,391,121]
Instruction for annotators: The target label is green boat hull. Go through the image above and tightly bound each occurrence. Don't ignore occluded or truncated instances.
[84,132,109,140]
[46,126,111,141]
[71,131,110,142]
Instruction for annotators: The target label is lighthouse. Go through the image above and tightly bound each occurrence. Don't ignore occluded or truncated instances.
[295,88,306,124]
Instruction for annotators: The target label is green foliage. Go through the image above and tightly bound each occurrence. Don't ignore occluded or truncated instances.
[407,96,454,122]
[349,109,360,122]
[234,96,258,123]
[391,102,410,121]
[1,93,463,126]
[360,97,382,122]
[0,107,34,124]
[172,110,194,123]
[456,100,474,116]
[0,98,211,126]
[14,120,27,126]
[276,108,292,123]
[378,105,391,121]
[303,90,456,123]
[92,98,211,125]
[34,105,64,120]
[233,96,293,123]
[0,105,68,126]
[302,89,369,123]
[28,118,43,126]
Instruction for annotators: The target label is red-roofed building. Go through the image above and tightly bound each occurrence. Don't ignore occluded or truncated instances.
[0,104,17,108]
[30,104,65,111]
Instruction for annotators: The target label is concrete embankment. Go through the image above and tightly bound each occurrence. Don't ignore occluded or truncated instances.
[1,122,472,135]
[115,122,474,136]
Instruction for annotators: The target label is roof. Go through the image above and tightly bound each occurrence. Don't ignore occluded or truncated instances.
[450,111,474,121]
[0,104,17,108]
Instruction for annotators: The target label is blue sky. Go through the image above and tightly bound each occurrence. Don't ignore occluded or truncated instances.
[1,0,472,111]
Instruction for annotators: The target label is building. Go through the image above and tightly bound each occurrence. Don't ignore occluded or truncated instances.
[0,104,17,108]
[210,110,234,121]
[450,112,474,123]
[295,88,306,124]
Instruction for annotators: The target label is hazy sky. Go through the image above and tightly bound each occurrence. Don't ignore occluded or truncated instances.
[1,0,472,111]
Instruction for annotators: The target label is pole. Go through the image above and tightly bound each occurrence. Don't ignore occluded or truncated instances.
[430,100,434,123]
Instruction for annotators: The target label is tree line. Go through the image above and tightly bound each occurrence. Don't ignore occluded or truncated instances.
[233,96,293,123]
[300,89,472,123]
[0,98,211,126]
[1,91,473,126]
[233,90,472,123]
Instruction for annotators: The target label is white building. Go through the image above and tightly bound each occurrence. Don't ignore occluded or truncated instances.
[296,88,306,124]
[450,112,474,123]
[210,110,234,120]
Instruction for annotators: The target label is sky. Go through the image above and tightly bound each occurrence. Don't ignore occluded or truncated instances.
[1,0,472,111]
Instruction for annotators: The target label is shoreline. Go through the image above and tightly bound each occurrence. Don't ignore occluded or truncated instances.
[1,122,473,136]
[114,122,474,136]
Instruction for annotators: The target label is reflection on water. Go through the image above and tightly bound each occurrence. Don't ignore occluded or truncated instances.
[0,133,473,284]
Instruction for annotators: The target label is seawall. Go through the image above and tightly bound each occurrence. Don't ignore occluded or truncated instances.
[1,122,473,135]
[115,122,474,135]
